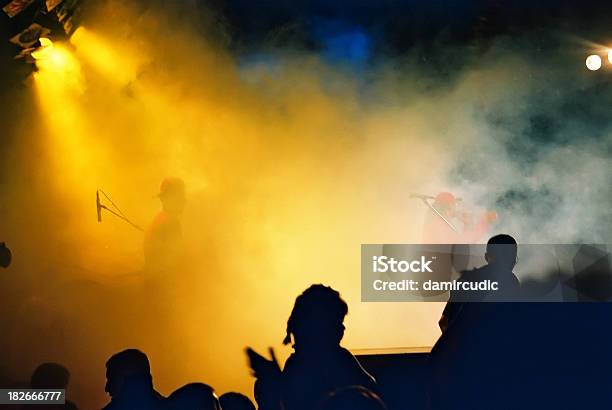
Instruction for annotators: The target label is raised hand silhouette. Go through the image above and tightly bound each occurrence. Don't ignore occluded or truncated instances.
[246,347,281,379]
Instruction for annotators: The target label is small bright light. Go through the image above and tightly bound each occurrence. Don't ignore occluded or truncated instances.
[31,37,54,60]
[608,50,612,64]
[34,44,78,75]
[586,54,602,71]
[39,37,53,47]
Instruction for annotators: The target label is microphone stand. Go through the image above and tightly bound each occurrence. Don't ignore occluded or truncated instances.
[414,196,458,233]
[97,189,144,232]
[98,204,144,232]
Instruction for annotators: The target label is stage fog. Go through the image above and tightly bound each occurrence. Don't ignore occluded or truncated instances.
[0,1,610,408]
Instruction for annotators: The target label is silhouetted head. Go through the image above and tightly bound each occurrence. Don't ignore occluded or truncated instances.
[433,192,458,215]
[168,383,220,410]
[283,284,348,349]
[319,386,387,410]
[219,392,256,410]
[0,242,11,268]
[158,177,186,215]
[31,363,70,389]
[105,349,152,398]
[485,234,518,270]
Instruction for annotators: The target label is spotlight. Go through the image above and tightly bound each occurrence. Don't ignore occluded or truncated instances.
[31,37,54,60]
[608,50,612,64]
[586,54,602,71]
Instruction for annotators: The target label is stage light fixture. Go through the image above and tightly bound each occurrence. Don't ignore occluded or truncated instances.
[31,37,54,60]
[586,54,602,71]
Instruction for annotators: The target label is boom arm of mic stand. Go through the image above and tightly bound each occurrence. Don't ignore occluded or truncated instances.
[99,205,144,232]
[419,198,458,233]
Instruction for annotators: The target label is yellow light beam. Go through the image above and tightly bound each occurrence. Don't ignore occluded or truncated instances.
[70,26,144,85]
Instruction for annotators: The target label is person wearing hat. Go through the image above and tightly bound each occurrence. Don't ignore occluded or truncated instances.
[141,178,191,381]
[143,177,186,273]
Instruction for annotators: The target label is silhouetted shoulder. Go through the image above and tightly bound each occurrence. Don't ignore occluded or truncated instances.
[282,347,375,389]
[338,347,376,388]
[458,265,489,282]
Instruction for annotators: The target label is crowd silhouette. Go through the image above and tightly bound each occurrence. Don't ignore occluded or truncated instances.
[2,234,612,410]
